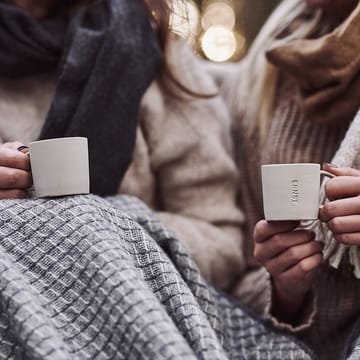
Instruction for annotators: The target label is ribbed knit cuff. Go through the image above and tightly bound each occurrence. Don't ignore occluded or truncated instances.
[265,277,316,334]
[231,266,316,333]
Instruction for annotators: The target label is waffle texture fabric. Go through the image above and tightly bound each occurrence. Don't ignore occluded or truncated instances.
[0,194,313,360]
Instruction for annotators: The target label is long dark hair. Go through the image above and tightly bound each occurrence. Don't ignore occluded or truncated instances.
[145,0,214,98]
[79,0,209,98]
[144,0,199,97]
[63,0,211,98]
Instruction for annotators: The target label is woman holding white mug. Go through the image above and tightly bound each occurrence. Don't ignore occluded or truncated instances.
[0,0,266,358]
[221,0,360,358]
[0,0,244,289]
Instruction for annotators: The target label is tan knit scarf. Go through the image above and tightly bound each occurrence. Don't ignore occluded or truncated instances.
[266,2,360,125]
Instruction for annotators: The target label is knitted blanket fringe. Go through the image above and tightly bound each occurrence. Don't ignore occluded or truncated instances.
[0,194,313,359]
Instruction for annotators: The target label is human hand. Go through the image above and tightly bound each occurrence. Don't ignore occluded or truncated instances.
[253,220,323,322]
[319,163,360,245]
[0,142,32,199]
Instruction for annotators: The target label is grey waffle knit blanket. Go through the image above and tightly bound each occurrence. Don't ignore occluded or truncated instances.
[0,194,313,359]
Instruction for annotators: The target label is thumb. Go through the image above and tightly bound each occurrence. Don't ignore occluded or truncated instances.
[2,141,28,153]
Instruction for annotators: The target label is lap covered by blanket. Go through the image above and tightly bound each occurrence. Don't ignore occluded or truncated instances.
[0,194,314,359]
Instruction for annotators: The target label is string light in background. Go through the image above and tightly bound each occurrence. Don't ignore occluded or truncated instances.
[201,26,237,62]
[169,0,246,62]
[201,1,235,30]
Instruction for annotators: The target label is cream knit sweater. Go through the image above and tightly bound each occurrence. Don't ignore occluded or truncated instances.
[0,37,244,291]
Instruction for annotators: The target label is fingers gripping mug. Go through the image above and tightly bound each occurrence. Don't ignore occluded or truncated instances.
[261,163,335,221]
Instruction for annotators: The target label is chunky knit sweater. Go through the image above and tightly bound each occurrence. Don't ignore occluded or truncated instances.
[233,75,357,360]
[217,0,360,358]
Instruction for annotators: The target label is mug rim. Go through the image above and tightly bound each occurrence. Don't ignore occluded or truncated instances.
[29,137,87,146]
[261,163,320,168]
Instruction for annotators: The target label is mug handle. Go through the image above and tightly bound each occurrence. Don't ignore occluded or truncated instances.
[301,169,336,230]
[320,169,336,180]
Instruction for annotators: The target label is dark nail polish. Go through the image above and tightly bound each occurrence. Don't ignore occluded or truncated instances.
[17,145,29,152]
[323,162,339,168]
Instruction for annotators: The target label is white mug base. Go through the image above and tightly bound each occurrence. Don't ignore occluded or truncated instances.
[34,189,90,198]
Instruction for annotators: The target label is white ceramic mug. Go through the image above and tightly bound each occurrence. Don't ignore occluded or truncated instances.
[29,137,90,198]
[261,163,335,221]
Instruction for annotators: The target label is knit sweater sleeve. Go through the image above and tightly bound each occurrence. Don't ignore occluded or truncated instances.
[231,267,316,334]
[121,37,245,290]
[194,31,318,333]
[213,56,316,333]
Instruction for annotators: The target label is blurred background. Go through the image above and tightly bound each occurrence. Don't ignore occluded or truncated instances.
[170,0,280,62]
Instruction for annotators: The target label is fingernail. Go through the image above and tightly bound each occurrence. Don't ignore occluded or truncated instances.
[17,145,29,152]
[323,162,339,168]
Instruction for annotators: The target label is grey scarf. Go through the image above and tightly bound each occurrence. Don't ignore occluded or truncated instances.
[0,0,163,195]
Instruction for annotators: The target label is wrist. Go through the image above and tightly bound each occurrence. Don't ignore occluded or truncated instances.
[271,279,309,325]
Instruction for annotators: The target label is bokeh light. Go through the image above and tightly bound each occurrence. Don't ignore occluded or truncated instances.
[201,25,237,62]
[201,2,235,30]
[199,0,246,62]
[168,0,273,62]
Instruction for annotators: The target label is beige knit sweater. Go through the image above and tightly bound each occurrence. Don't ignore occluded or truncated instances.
[217,0,360,358]
[0,37,244,291]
